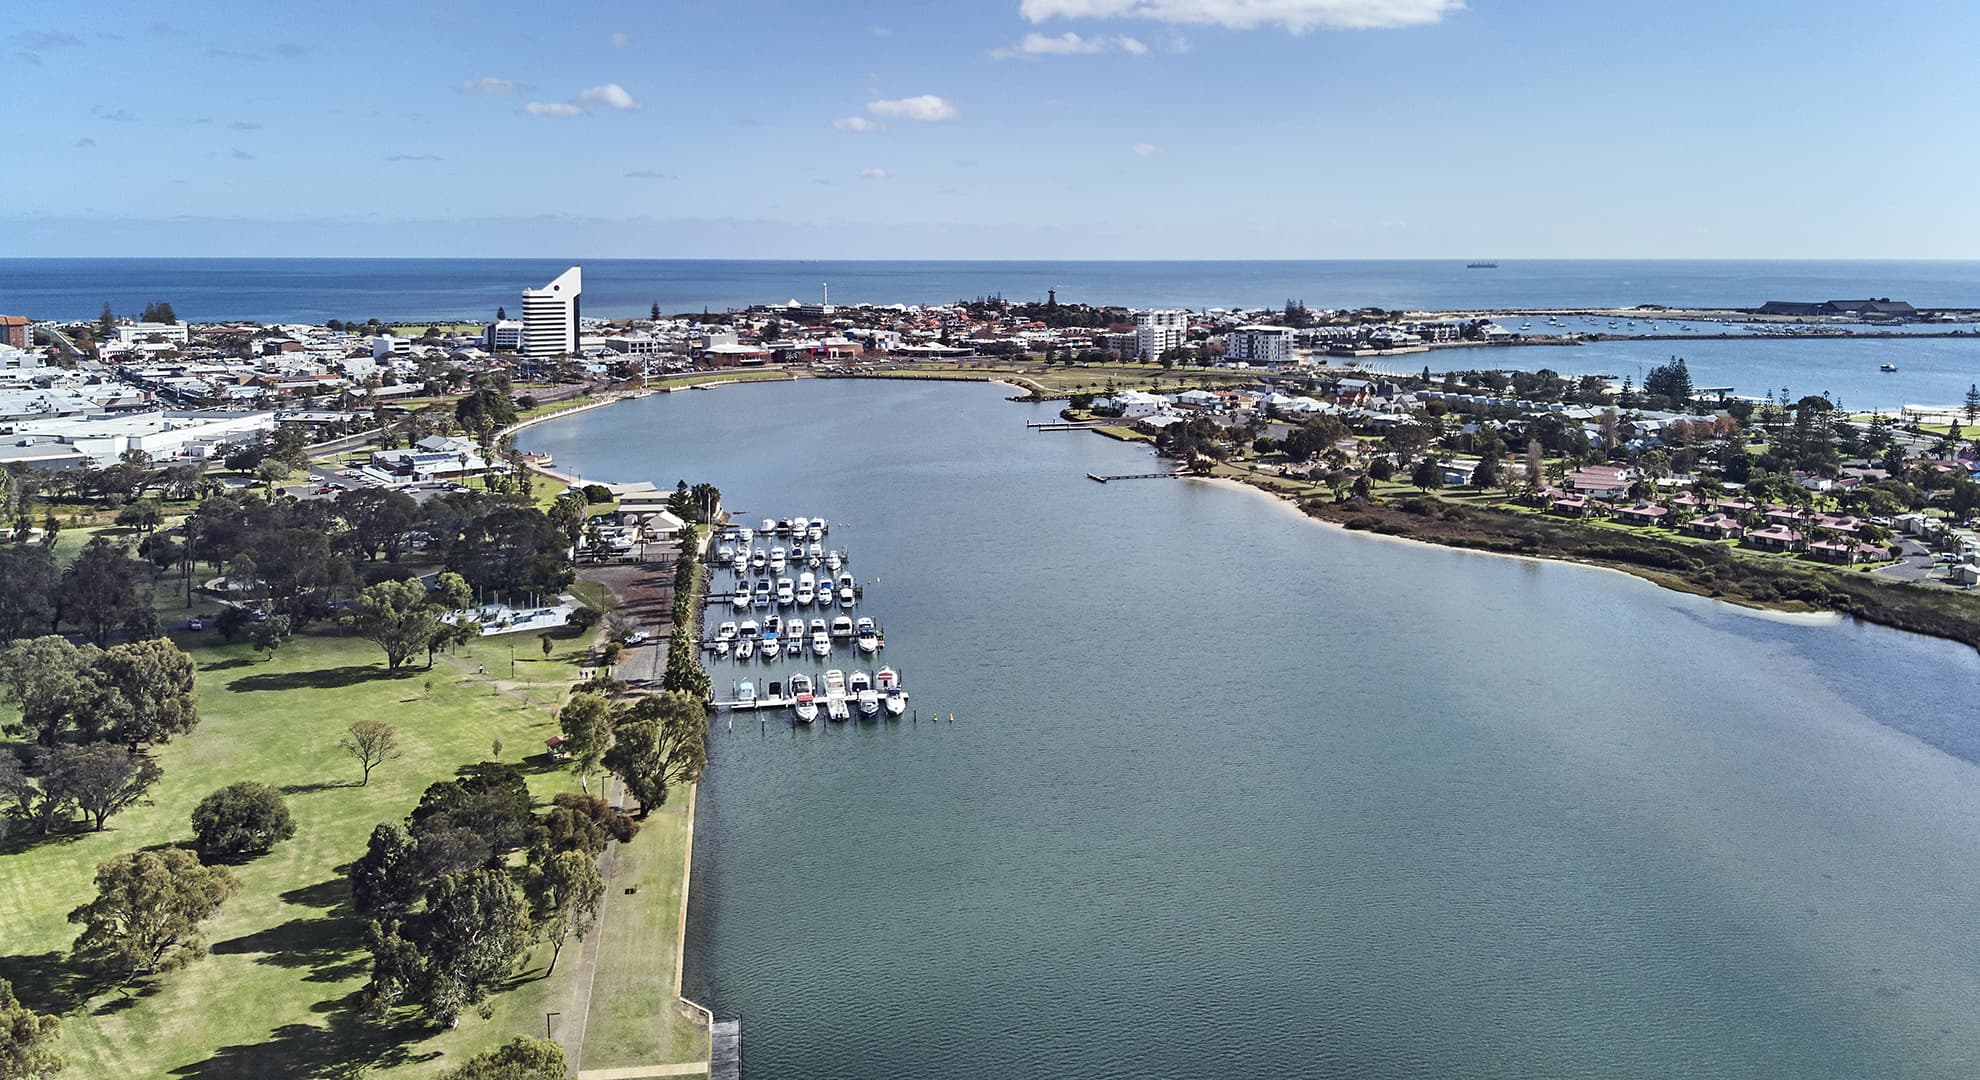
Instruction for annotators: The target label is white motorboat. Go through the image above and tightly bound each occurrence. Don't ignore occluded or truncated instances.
[761,636,781,660]
[716,544,735,564]
[855,617,879,654]
[737,527,754,543]
[751,579,772,608]
[735,638,755,661]
[825,550,842,572]
[731,588,751,611]
[877,666,905,716]
[856,687,880,717]
[837,573,857,606]
[790,673,817,723]
[769,546,787,573]
[807,523,824,542]
[751,549,768,572]
[736,679,756,705]
[714,639,731,659]
[763,615,782,636]
[776,518,793,535]
[716,621,737,642]
[831,615,855,639]
[760,517,776,535]
[810,631,831,657]
[791,516,809,536]
[807,551,822,570]
[776,578,795,606]
[809,617,829,636]
[822,669,849,721]
[796,572,816,606]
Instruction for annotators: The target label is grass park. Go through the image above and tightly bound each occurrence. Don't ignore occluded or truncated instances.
[0,562,707,1077]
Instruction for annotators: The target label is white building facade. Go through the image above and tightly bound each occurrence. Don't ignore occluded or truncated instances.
[1135,310,1189,361]
[484,320,524,351]
[1223,325,1296,365]
[522,266,582,357]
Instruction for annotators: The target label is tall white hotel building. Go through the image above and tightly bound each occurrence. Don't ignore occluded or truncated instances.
[522,266,582,356]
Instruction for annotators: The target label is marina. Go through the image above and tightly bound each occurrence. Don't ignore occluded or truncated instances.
[704,510,912,720]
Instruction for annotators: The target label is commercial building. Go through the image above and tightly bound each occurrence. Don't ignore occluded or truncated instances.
[522,266,582,356]
[484,319,524,352]
[115,322,191,346]
[1223,325,1295,365]
[0,316,29,349]
[1135,310,1188,361]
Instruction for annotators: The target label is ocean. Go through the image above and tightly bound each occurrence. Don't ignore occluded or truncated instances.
[4,258,1980,324]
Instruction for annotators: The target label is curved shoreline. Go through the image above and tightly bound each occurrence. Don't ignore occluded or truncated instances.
[1189,474,1846,627]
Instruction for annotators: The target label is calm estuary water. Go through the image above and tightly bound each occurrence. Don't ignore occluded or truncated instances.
[523,379,1980,1080]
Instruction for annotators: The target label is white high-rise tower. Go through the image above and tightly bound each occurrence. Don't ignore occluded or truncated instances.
[522,266,582,356]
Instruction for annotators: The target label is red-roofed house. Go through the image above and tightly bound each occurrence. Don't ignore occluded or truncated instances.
[1747,524,1805,552]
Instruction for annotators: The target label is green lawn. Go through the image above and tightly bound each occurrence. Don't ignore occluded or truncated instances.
[573,791,706,1073]
[0,623,663,1078]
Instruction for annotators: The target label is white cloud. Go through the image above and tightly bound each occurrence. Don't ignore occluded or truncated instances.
[1132,142,1162,156]
[460,76,522,94]
[1017,0,1463,32]
[833,115,884,133]
[578,83,640,110]
[610,30,630,47]
[866,95,960,123]
[859,167,889,180]
[523,101,586,117]
[991,31,1150,58]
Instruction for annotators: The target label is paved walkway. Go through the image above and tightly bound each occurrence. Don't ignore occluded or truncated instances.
[574,1062,708,1079]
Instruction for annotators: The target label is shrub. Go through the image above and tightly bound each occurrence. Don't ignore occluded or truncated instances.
[191,781,295,861]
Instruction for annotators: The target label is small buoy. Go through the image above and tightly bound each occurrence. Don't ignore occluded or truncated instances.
[948,713,955,723]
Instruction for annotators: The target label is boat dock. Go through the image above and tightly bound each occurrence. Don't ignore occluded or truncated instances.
[710,1018,740,1080]
[1087,471,1186,483]
[711,684,910,711]
[1028,420,1113,431]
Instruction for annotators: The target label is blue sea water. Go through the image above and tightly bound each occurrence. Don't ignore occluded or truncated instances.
[3,258,1979,324]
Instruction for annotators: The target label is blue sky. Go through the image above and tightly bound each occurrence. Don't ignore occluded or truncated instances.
[3,0,1977,258]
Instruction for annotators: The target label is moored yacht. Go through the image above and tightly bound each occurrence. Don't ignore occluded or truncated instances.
[736,679,756,705]
[837,573,857,606]
[796,572,816,606]
[810,630,831,657]
[760,517,776,535]
[790,673,817,723]
[825,550,842,572]
[831,614,855,639]
[855,617,879,654]
[716,621,737,642]
[876,666,905,716]
[735,638,755,661]
[776,578,795,606]
[751,549,768,572]
[822,669,850,721]
[761,635,781,660]
[769,546,787,573]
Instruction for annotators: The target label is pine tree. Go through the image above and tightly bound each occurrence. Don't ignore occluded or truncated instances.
[98,302,116,337]
[1964,383,1979,425]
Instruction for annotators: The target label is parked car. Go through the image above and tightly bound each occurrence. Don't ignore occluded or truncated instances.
[623,630,651,645]
[186,616,205,630]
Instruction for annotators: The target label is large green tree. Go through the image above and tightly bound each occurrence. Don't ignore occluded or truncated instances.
[438,1036,566,1080]
[68,847,237,983]
[59,537,153,647]
[527,849,602,975]
[190,781,295,861]
[0,636,99,746]
[557,692,615,793]
[0,546,58,643]
[603,691,707,816]
[92,637,199,747]
[361,869,531,1027]
[49,744,161,831]
[343,578,442,672]
[0,977,63,1080]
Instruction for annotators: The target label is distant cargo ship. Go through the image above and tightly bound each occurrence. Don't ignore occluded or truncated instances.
[1466,262,1499,269]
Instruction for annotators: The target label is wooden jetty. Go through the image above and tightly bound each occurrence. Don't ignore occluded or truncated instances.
[1087,471,1187,483]
[1028,420,1112,431]
[710,1018,740,1080]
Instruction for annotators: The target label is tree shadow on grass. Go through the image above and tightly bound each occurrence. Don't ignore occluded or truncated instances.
[279,780,358,797]
[168,994,441,1080]
[201,657,256,673]
[279,877,350,913]
[0,951,103,1015]
[211,916,367,984]
[0,827,88,857]
[226,665,392,693]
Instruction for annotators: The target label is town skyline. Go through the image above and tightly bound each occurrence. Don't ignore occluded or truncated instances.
[4,0,1978,259]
